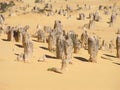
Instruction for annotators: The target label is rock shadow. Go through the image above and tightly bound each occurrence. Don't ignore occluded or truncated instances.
[103,54,116,58]
[2,39,9,41]
[40,46,48,50]
[45,54,57,59]
[15,44,23,48]
[113,62,120,65]
[74,56,88,62]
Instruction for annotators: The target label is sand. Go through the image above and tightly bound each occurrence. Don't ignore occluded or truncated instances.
[0,0,120,90]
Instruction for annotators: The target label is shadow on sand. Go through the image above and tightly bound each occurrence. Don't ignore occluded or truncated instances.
[45,54,57,59]
[103,54,116,58]
[74,56,88,62]
[40,46,48,50]
[113,62,120,65]
[32,39,38,42]
[15,44,23,48]
[2,39,9,41]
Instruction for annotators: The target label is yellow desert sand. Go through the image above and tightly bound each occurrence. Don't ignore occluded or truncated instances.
[0,0,120,90]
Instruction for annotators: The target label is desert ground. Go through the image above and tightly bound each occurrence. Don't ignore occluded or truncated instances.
[0,0,120,90]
